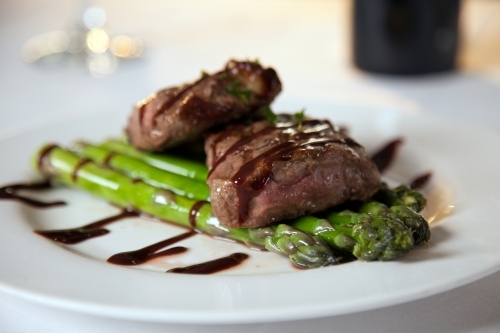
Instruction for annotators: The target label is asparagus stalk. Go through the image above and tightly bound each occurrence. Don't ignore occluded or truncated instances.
[389,205,431,245]
[265,224,338,266]
[96,141,430,245]
[70,142,210,201]
[373,182,426,213]
[34,144,336,269]
[76,140,431,262]
[98,140,208,182]
[35,141,430,264]
[288,214,406,262]
[289,201,430,261]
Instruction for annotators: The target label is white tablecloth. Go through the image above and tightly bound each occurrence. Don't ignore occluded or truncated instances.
[1,0,500,332]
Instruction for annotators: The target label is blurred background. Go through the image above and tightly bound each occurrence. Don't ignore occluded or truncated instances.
[1,0,500,332]
[1,0,499,133]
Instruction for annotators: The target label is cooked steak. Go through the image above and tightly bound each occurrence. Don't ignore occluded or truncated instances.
[205,115,381,228]
[126,60,282,151]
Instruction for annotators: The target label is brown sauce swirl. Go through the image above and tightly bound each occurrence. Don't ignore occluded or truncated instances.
[167,253,249,274]
[14,131,409,273]
[138,74,213,127]
[36,144,59,170]
[35,209,138,244]
[208,119,335,178]
[208,125,277,178]
[335,250,358,264]
[210,118,358,223]
[232,137,357,222]
[71,158,92,182]
[189,200,209,228]
[371,138,403,173]
[107,231,195,265]
[0,181,65,208]
[409,172,433,190]
[103,151,117,167]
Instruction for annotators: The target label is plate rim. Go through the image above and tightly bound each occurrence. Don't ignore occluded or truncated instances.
[1,104,500,324]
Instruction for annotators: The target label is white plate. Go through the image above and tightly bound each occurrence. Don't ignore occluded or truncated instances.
[0,103,499,324]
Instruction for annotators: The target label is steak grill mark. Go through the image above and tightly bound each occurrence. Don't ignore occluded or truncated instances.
[208,118,361,223]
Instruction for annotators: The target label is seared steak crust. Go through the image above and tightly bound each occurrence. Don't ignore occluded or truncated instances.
[205,115,381,228]
[126,60,282,151]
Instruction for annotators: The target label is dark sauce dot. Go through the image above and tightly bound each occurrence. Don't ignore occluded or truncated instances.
[71,158,92,182]
[107,231,195,265]
[409,172,433,190]
[108,246,187,265]
[167,253,249,275]
[371,139,403,173]
[35,209,138,244]
[36,144,58,171]
[219,119,359,223]
[102,151,117,167]
[35,228,110,244]
[188,201,209,228]
[335,250,358,264]
[232,138,354,222]
[0,181,65,208]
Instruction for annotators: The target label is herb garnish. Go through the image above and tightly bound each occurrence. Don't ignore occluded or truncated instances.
[262,106,277,124]
[226,79,253,104]
[293,109,306,131]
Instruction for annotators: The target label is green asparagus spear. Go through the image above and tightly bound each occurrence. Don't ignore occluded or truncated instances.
[70,142,210,201]
[290,200,429,261]
[373,182,426,212]
[265,224,338,267]
[99,140,209,182]
[33,144,336,269]
[389,205,431,245]
[82,141,431,262]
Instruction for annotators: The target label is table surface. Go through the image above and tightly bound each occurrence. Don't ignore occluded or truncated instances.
[1,0,500,332]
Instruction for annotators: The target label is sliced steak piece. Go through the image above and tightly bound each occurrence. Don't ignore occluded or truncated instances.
[126,60,282,151]
[205,115,381,228]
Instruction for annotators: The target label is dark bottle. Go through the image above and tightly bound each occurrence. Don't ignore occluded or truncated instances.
[353,0,460,75]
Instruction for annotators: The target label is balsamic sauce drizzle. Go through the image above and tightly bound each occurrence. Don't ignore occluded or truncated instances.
[37,144,58,170]
[35,209,139,244]
[208,120,333,178]
[2,141,254,274]
[6,132,421,273]
[409,172,433,190]
[71,158,92,182]
[335,250,358,264]
[0,143,67,208]
[31,144,250,273]
[188,200,209,228]
[103,151,117,167]
[107,231,195,265]
[138,73,214,126]
[217,119,359,222]
[371,138,403,173]
[167,253,249,274]
[0,181,65,208]
[207,125,278,178]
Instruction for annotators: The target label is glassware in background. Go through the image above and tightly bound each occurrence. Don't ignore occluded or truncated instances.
[20,5,143,76]
[353,0,460,75]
